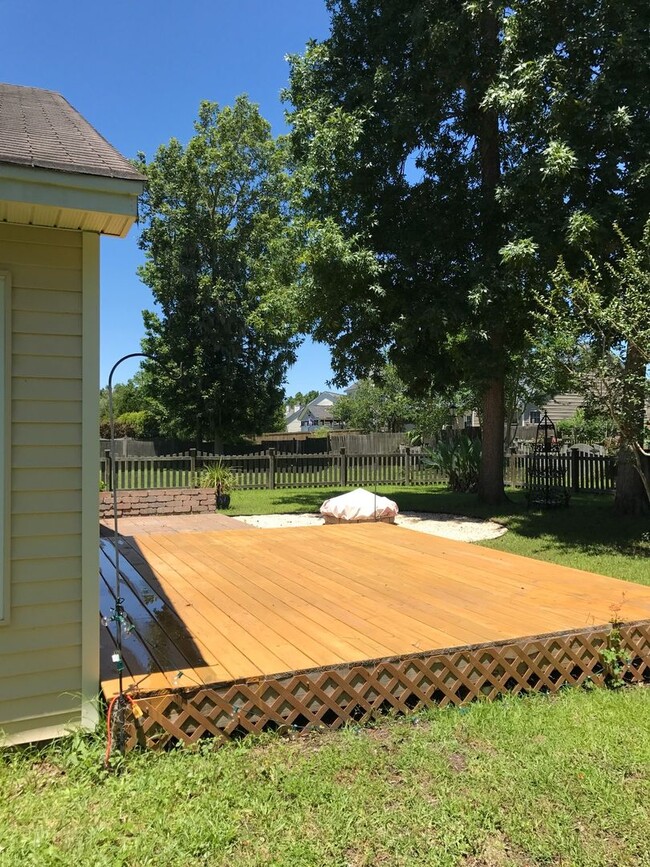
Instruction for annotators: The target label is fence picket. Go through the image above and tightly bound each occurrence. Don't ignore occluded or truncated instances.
[101,450,618,494]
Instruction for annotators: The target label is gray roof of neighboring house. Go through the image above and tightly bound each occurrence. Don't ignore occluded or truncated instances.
[304,391,345,422]
[285,408,303,425]
[285,391,346,426]
[303,403,334,421]
[0,83,145,182]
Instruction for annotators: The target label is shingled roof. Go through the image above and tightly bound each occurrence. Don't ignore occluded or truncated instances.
[0,83,145,182]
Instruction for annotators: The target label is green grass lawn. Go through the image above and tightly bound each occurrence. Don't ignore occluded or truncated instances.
[3,488,648,865]
[2,688,650,866]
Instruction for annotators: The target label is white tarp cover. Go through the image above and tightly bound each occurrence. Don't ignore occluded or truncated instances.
[320,488,399,522]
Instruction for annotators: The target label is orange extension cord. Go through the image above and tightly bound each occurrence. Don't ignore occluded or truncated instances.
[104,693,139,766]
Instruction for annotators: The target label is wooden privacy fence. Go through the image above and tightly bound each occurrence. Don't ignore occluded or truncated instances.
[505,452,617,494]
[101,448,617,494]
[101,448,447,491]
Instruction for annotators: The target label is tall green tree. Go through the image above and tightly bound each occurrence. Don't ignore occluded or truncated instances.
[286,0,649,504]
[336,363,470,436]
[284,390,319,410]
[497,0,650,512]
[337,365,416,432]
[539,223,650,514]
[287,0,523,503]
[99,373,163,439]
[137,97,300,446]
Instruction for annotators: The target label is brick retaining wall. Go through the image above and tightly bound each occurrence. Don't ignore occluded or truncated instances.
[100,488,217,519]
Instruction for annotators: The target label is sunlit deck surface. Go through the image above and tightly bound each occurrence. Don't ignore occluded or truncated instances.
[99,523,650,748]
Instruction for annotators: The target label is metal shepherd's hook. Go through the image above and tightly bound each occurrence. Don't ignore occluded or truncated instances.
[106,352,164,755]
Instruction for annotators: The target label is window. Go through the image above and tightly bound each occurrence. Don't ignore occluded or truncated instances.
[529,410,541,425]
[0,273,9,622]
[464,415,473,428]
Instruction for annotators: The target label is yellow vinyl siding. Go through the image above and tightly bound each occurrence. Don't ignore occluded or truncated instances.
[12,400,83,423]
[0,222,88,744]
[0,644,80,678]
[13,287,82,314]
[8,265,82,293]
[0,273,8,622]
[12,512,81,537]
[12,355,82,379]
[11,467,81,492]
[11,488,81,511]
[0,620,80,654]
[12,535,81,560]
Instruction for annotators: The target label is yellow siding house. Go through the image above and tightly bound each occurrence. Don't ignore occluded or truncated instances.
[0,84,144,744]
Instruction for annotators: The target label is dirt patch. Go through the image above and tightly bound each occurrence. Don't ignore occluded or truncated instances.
[464,832,533,866]
[234,511,507,542]
[448,752,468,773]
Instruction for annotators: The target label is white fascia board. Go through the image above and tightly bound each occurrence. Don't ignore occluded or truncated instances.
[0,163,143,221]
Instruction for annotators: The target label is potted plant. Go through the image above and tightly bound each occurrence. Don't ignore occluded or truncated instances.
[198,461,235,509]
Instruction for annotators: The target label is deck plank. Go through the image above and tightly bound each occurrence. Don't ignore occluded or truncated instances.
[173,532,400,662]
[123,536,281,677]
[139,533,346,671]
[100,545,233,689]
[100,522,650,703]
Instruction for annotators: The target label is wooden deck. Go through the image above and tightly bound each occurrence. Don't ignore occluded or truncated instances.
[99,523,650,749]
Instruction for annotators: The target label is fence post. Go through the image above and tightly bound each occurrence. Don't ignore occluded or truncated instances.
[339,447,347,487]
[571,449,580,492]
[404,447,411,486]
[104,449,113,491]
[268,448,276,490]
[189,448,197,488]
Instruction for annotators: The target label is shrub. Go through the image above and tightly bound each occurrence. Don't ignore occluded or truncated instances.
[422,433,481,493]
[198,461,235,493]
[99,411,160,439]
[556,409,614,445]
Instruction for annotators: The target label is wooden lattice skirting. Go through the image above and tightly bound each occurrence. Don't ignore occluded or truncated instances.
[122,620,650,750]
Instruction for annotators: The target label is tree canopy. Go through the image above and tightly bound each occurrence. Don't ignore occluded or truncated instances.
[336,366,416,433]
[538,222,650,513]
[137,97,300,446]
[286,0,650,504]
[285,390,319,410]
[99,374,162,439]
[336,363,471,436]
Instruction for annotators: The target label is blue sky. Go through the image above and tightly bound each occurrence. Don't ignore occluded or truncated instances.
[2,0,336,394]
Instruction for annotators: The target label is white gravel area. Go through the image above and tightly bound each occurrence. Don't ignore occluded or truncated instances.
[234,511,506,542]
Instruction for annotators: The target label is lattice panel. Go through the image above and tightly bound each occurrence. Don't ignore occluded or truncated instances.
[123,621,650,750]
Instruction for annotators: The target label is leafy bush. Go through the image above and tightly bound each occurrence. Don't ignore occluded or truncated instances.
[422,433,482,492]
[99,410,159,439]
[405,429,423,447]
[556,409,614,445]
[198,461,235,492]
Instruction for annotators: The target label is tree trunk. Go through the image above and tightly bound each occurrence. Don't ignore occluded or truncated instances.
[614,346,649,515]
[614,446,649,516]
[478,374,507,504]
[475,6,506,507]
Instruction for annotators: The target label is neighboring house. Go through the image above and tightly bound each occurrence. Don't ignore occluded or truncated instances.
[446,394,586,434]
[522,392,650,428]
[285,391,346,433]
[0,84,144,745]
[520,393,584,428]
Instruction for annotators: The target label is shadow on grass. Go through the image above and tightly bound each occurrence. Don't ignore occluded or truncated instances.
[268,489,347,510]
[375,489,647,560]
[494,496,648,560]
